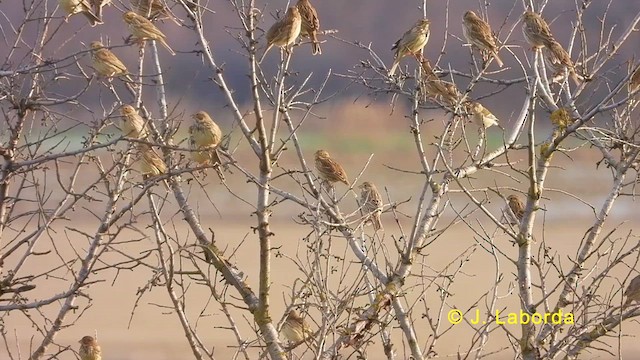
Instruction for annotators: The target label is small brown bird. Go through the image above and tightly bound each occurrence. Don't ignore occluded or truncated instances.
[314,149,349,186]
[462,10,503,67]
[137,144,167,177]
[89,41,131,80]
[123,11,175,55]
[130,0,179,23]
[630,67,640,92]
[120,105,149,139]
[467,101,499,129]
[260,7,302,62]
[389,19,430,75]
[78,335,102,360]
[507,194,525,221]
[521,11,555,50]
[89,0,111,20]
[542,40,581,85]
[315,150,349,186]
[420,58,437,79]
[419,59,459,106]
[550,108,574,130]
[624,274,640,308]
[59,0,102,26]
[281,309,313,344]
[296,0,321,55]
[359,181,383,232]
[137,145,171,189]
[189,111,222,166]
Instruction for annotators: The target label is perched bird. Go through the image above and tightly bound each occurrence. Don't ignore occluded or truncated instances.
[462,10,503,67]
[120,105,149,139]
[281,309,313,344]
[89,0,111,20]
[550,108,574,129]
[542,40,582,85]
[314,149,349,186]
[441,82,461,105]
[507,194,525,222]
[624,274,640,308]
[521,11,554,50]
[137,145,167,177]
[389,19,430,75]
[78,336,102,360]
[189,111,222,166]
[137,145,172,189]
[359,181,383,232]
[89,41,131,80]
[296,0,321,55]
[630,67,640,92]
[467,101,499,129]
[123,11,175,55]
[130,0,179,24]
[59,0,101,26]
[260,7,302,62]
[419,59,459,106]
[420,58,437,79]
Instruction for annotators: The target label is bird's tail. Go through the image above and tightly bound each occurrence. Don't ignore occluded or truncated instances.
[259,44,273,63]
[158,39,176,55]
[493,53,504,68]
[388,58,400,76]
[372,213,383,232]
[310,32,321,55]
[570,69,583,86]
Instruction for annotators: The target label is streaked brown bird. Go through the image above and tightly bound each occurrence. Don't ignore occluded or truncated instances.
[542,39,581,85]
[130,0,179,23]
[462,10,503,67]
[137,145,167,177]
[123,11,175,55]
[78,336,102,360]
[389,19,430,75]
[507,194,525,221]
[260,7,302,62]
[296,0,321,55]
[120,105,149,139]
[420,60,461,106]
[89,0,110,20]
[89,41,130,80]
[59,0,101,26]
[624,274,640,308]
[189,111,222,166]
[314,149,349,186]
[467,101,499,129]
[521,11,555,50]
[137,145,171,189]
[359,181,383,232]
[281,309,313,344]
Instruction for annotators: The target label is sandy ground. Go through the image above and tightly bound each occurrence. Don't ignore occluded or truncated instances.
[4,213,640,359]
[2,133,640,359]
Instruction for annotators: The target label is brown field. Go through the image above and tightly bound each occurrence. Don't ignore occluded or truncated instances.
[5,218,640,359]
[2,102,640,360]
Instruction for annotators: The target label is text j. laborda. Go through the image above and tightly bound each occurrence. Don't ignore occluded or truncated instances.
[447,309,574,325]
